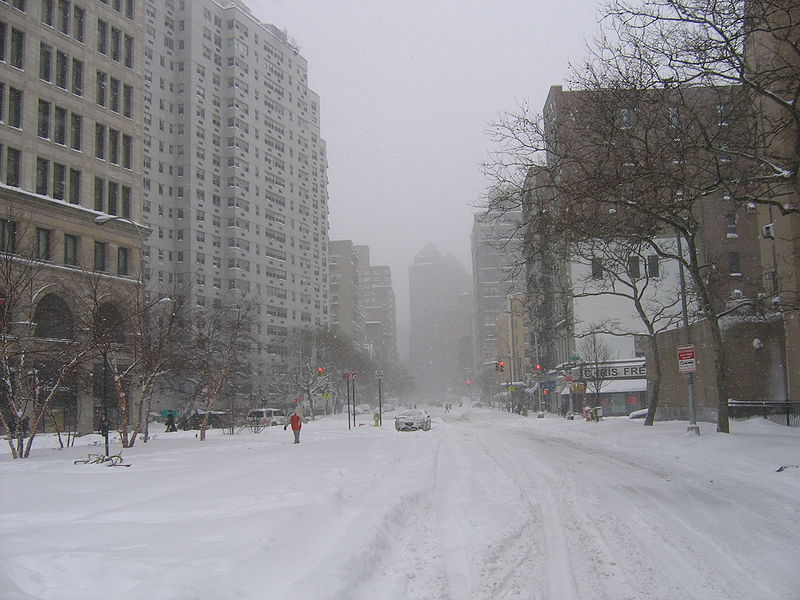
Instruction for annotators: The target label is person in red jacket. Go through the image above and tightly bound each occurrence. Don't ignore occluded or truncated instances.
[284,409,302,444]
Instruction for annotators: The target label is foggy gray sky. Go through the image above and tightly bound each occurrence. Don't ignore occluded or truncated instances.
[249,0,604,356]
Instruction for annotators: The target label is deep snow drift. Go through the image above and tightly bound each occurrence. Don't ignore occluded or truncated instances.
[1,408,798,600]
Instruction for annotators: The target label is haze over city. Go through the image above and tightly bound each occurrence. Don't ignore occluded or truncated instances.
[253,0,604,354]
[1,1,798,598]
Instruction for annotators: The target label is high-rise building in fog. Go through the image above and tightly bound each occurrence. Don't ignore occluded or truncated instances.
[408,243,471,398]
[355,245,397,365]
[471,209,525,374]
[328,240,364,346]
[141,0,330,389]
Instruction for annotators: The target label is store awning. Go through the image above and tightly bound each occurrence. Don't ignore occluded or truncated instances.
[561,378,647,395]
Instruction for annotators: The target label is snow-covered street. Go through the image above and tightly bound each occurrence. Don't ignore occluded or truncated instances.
[1,407,798,600]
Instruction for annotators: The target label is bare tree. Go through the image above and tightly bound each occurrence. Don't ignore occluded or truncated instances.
[183,302,254,441]
[283,326,377,419]
[578,333,619,401]
[570,236,687,424]
[0,215,92,458]
[483,0,799,432]
[128,284,192,444]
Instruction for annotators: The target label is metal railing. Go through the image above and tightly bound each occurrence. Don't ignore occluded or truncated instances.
[728,401,800,428]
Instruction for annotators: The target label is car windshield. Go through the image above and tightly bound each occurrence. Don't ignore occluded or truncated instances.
[399,410,423,417]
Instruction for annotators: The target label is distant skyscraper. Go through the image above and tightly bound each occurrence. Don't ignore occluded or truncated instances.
[329,240,364,346]
[141,0,330,392]
[408,243,471,398]
[355,245,397,365]
[471,209,525,373]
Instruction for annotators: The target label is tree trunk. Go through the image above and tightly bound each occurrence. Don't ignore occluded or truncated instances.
[644,335,662,427]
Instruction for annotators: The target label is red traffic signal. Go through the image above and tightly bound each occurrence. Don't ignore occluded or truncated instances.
[466,379,471,385]
[535,364,542,371]
[498,361,505,372]
[317,367,325,375]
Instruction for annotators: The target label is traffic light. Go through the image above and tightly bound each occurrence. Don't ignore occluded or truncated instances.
[317,367,325,376]
[495,361,500,371]
[542,389,549,395]
[535,364,542,371]
[466,379,471,385]
[498,361,505,372]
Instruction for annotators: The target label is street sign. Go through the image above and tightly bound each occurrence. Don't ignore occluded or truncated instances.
[375,370,384,378]
[677,344,697,373]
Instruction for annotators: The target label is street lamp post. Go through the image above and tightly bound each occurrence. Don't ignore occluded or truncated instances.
[94,214,151,441]
[101,350,110,457]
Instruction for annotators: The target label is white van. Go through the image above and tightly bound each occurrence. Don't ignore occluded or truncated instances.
[247,408,287,427]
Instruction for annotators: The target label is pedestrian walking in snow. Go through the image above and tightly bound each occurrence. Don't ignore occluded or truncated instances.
[165,412,177,432]
[284,409,302,443]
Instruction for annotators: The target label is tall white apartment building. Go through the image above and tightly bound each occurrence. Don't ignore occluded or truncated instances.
[141,0,330,390]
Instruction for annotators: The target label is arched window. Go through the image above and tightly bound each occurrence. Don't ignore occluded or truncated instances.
[34,294,74,339]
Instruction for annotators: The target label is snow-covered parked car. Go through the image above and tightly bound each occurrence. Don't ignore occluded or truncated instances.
[394,409,431,431]
[247,408,287,427]
[628,408,648,419]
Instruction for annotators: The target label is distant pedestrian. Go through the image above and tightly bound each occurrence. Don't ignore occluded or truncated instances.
[165,412,177,432]
[284,409,302,444]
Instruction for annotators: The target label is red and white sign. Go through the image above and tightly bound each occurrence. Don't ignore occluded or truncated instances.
[677,344,697,373]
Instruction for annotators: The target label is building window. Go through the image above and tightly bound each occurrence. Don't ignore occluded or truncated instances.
[122,84,132,117]
[110,26,120,61]
[728,252,741,276]
[117,246,129,275]
[64,233,78,265]
[10,28,24,69]
[70,113,82,149]
[68,168,80,204]
[95,123,106,159]
[38,99,51,138]
[42,0,54,25]
[123,34,133,68]
[36,157,49,194]
[71,58,82,95]
[121,133,131,168]
[107,181,118,214]
[96,70,106,106]
[121,186,131,217]
[8,87,22,128]
[93,241,106,271]
[52,162,65,199]
[646,255,660,278]
[108,128,119,164]
[109,76,119,112]
[1,219,17,253]
[55,50,68,88]
[54,106,66,144]
[36,227,51,260]
[73,5,84,41]
[57,0,70,34]
[591,257,603,280]
[97,19,107,54]
[725,214,737,236]
[628,256,641,279]
[39,42,52,81]
[5,147,20,186]
[94,176,104,211]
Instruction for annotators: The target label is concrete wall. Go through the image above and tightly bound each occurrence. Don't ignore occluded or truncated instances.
[651,314,787,422]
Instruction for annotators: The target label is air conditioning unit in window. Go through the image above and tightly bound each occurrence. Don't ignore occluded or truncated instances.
[762,223,775,239]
